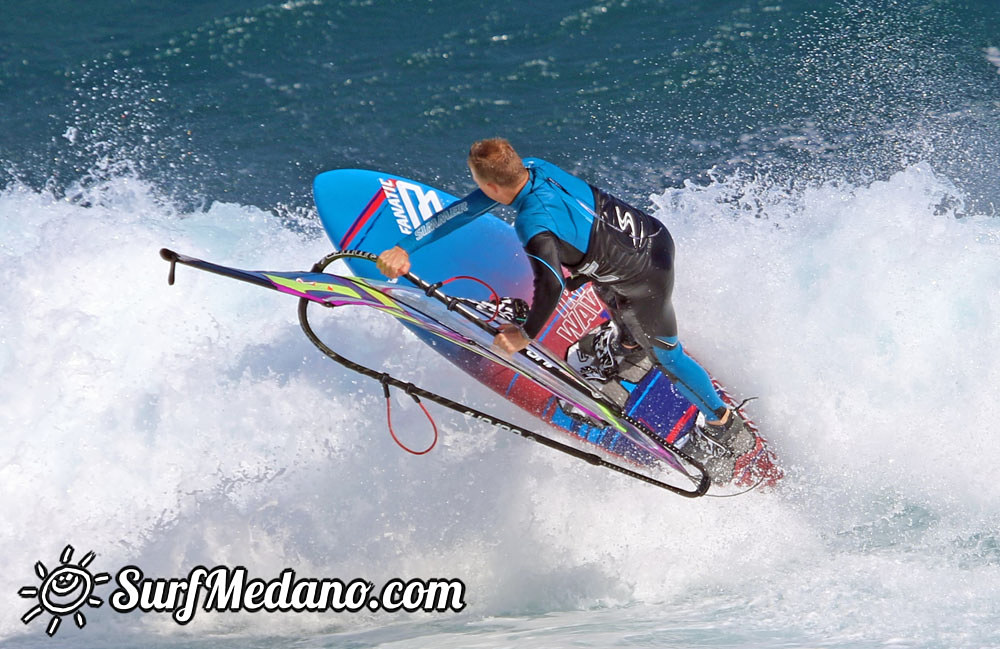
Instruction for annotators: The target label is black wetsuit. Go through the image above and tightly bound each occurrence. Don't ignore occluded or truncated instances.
[512,159,727,419]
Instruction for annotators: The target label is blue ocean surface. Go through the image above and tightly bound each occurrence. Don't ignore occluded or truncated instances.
[2,1,1000,648]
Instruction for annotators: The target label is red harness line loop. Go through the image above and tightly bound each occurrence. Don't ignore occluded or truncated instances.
[381,375,438,455]
[439,275,501,323]
[379,274,499,456]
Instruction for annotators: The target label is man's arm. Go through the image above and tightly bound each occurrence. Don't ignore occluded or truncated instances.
[396,188,498,253]
[378,188,498,279]
[492,232,566,354]
[520,232,567,339]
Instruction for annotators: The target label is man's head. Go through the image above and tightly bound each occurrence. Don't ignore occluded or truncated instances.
[468,138,529,204]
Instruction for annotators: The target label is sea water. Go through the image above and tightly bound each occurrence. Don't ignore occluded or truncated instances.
[2,1,999,647]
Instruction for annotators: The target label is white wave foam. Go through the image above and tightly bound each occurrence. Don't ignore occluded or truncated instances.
[986,46,1000,73]
[652,164,999,498]
[2,164,999,645]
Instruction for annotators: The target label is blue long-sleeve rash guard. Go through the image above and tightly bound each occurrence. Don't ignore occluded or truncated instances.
[510,159,602,337]
[512,158,596,252]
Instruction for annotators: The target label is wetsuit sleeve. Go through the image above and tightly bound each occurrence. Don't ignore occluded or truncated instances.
[397,189,498,253]
[521,232,566,339]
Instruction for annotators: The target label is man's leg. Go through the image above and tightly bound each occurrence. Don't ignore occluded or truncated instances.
[604,228,730,422]
[615,297,728,421]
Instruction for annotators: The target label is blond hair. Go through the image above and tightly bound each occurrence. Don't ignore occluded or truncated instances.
[468,138,525,187]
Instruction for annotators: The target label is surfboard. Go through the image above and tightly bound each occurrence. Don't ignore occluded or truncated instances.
[313,169,781,487]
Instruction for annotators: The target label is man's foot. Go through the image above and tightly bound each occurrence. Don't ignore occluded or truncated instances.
[614,343,652,383]
[576,325,619,379]
[569,322,655,386]
[684,437,737,485]
[684,410,756,484]
[617,341,648,364]
[704,409,756,456]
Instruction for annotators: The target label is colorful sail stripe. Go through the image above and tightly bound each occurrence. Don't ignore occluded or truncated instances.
[263,272,476,346]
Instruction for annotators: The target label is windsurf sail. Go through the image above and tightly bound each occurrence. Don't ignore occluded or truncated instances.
[159,248,711,497]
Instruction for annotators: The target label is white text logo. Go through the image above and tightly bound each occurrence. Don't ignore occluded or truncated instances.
[381,178,443,235]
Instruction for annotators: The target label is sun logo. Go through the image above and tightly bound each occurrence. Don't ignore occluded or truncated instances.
[19,545,111,636]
